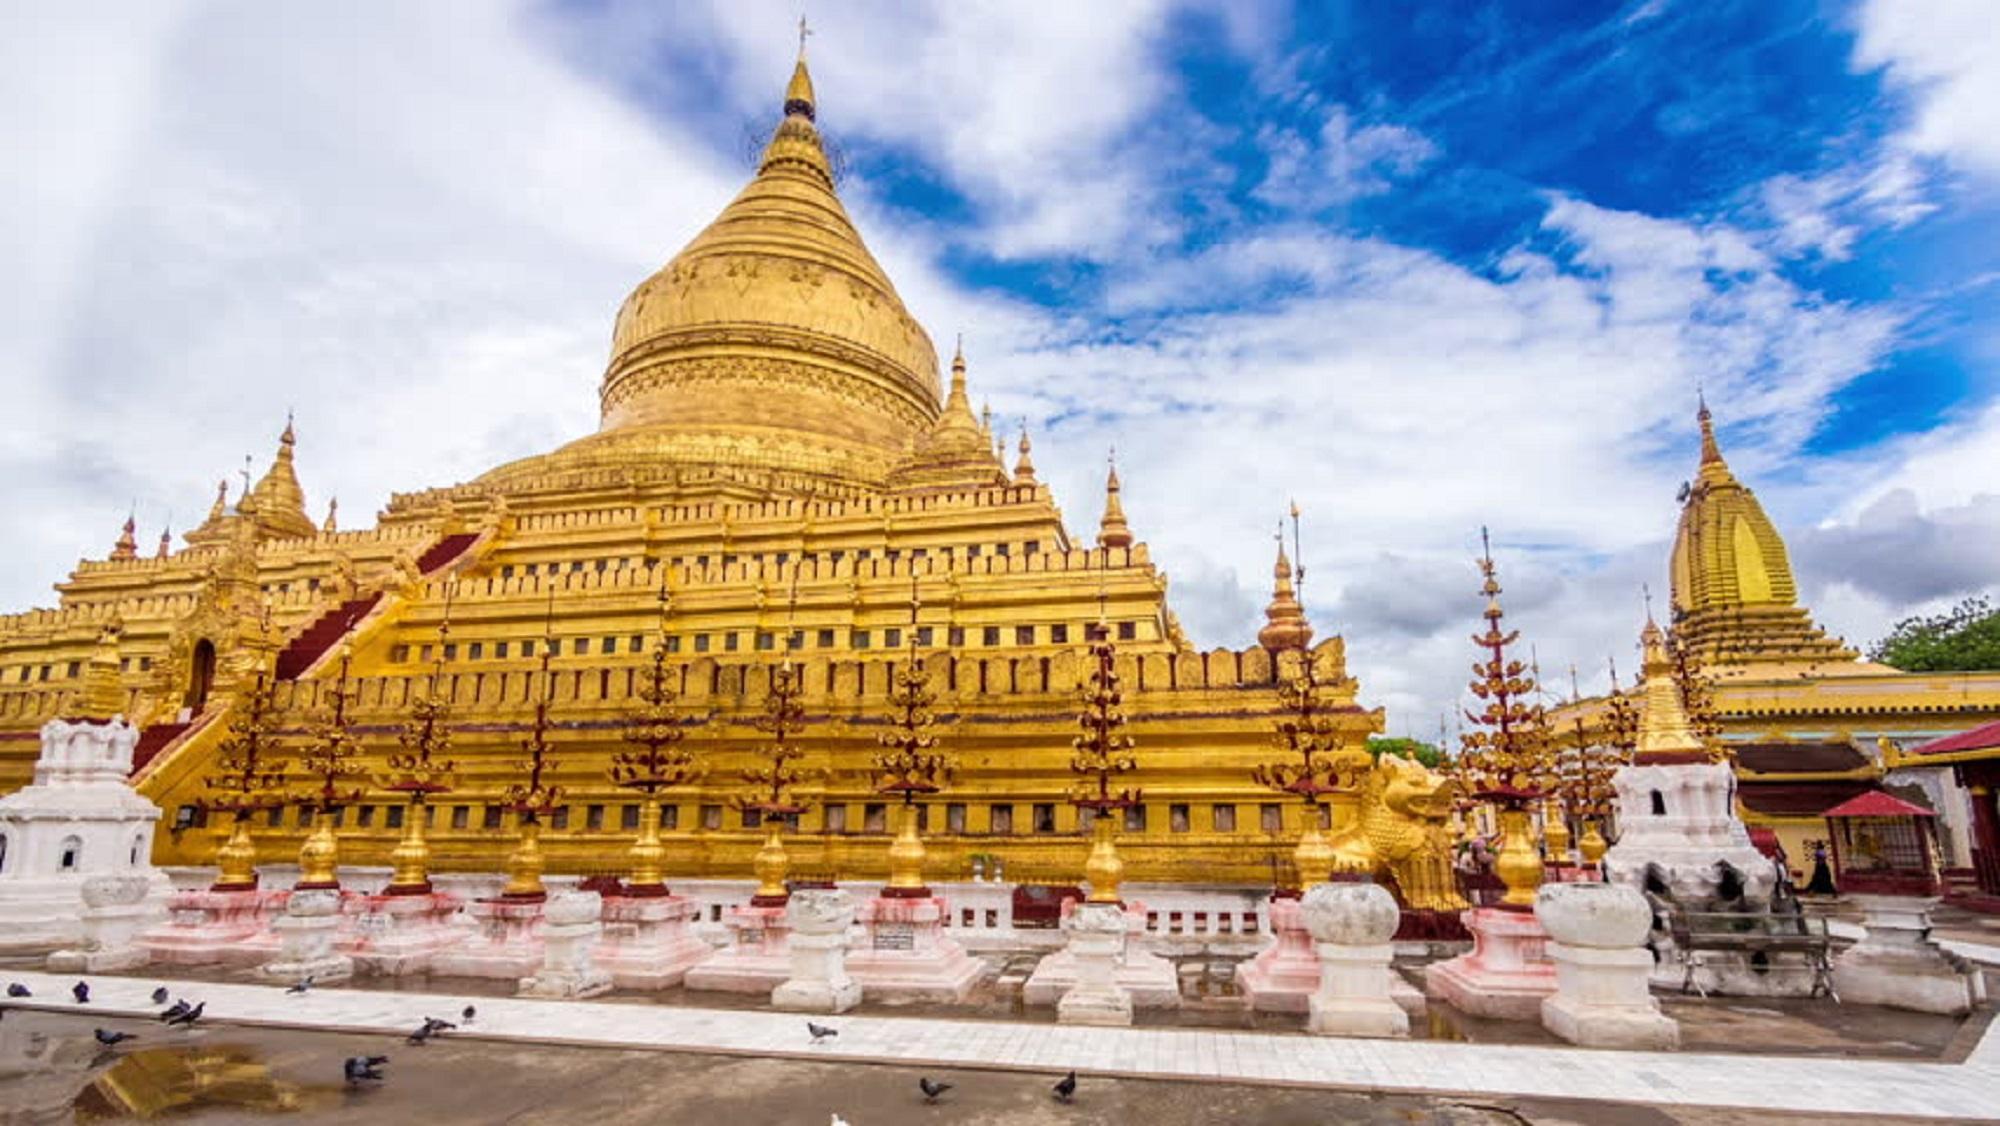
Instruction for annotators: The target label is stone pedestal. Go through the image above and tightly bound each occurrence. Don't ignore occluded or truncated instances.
[1832,895,1987,1015]
[1301,882,1408,1038]
[258,889,355,984]
[519,891,613,999]
[139,886,286,967]
[344,890,466,976]
[1240,895,1429,1017]
[683,902,795,994]
[1024,900,1181,1008]
[1056,902,1134,1027]
[771,889,862,1014]
[430,896,546,981]
[595,894,712,990]
[47,874,154,972]
[845,894,983,1003]
[0,717,170,952]
[1425,907,1557,1021]
[1536,882,1678,1049]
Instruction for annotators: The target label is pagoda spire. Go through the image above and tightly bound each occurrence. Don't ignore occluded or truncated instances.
[246,416,316,540]
[1012,424,1037,485]
[1096,450,1134,550]
[1634,616,1707,764]
[156,523,172,559]
[757,28,832,187]
[322,497,339,535]
[1257,527,1312,651]
[1695,397,1737,489]
[109,513,138,561]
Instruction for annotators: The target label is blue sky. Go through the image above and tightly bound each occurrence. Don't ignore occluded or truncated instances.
[3,0,1996,728]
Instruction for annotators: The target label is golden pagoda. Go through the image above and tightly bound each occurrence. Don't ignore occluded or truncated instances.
[1551,401,2000,873]
[0,48,1385,889]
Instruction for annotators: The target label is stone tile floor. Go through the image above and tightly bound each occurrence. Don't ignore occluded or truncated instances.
[1,969,1995,1121]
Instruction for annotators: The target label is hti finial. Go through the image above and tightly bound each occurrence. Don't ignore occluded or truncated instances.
[1642,583,1655,623]
[798,14,811,58]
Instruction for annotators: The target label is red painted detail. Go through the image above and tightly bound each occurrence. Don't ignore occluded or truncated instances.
[416,533,480,575]
[274,593,382,680]
[130,721,192,774]
[1823,789,1936,819]
[1910,719,2000,757]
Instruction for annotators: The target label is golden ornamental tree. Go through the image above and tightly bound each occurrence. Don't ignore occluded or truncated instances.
[1458,530,1554,907]
[610,591,704,895]
[1069,622,1141,904]
[288,644,367,890]
[198,663,289,892]
[871,597,955,897]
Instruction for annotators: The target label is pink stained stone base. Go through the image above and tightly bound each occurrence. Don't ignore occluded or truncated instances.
[1022,899,1182,1008]
[342,891,467,976]
[138,887,288,968]
[682,903,794,995]
[1240,897,1429,1017]
[595,894,712,990]
[845,895,984,1003]
[428,897,545,982]
[1425,906,1557,1021]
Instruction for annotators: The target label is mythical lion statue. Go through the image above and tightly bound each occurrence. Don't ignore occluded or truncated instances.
[1358,754,1468,912]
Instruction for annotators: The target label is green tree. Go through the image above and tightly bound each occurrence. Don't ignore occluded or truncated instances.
[1366,736,1444,769]
[1869,596,2000,672]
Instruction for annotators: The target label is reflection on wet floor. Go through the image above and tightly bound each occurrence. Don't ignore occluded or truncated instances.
[2,1019,335,1121]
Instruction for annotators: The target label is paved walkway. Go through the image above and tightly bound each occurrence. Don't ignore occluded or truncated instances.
[4,969,1995,1120]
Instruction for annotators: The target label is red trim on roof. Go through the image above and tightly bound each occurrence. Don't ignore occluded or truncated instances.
[1910,719,2000,756]
[1823,790,1935,819]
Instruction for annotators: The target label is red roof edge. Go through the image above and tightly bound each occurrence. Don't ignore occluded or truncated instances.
[1910,719,2000,756]
[1823,789,1935,819]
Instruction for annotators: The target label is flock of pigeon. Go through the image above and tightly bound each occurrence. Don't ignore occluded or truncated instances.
[4,979,1090,1111]
[807,1021,1081,1109]
[0,977,478,1092]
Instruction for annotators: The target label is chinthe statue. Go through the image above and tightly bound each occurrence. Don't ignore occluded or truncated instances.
[1358,755,1469,913]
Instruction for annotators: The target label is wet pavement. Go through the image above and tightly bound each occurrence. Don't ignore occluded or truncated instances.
[0,1009,1948,1125]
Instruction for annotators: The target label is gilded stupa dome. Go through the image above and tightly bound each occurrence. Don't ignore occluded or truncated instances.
[481,54,941,494]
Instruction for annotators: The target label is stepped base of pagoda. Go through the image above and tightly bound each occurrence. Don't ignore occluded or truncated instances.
[682,903,793,994]
[428,896,545,981]
[139,887,287,968]
[344,890,468,976]
[1425,907,1556,1022]
[845,895,984,1003]
[1023,901,1180,1008]
[594,893,712,990]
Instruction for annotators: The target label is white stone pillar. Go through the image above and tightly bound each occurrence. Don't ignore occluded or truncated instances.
[47,874,154,972]
[258,889,355,984]
[1056,902,1134,1027]
[518,891,612,999]
[1536,882,1678,1049]
[772,889,861,1014]
[1300,882,1407,1038]
[1832,895,1987,1015]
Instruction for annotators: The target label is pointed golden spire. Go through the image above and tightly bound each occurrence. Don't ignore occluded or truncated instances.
[109,513,138,561]
[886,338,1008,492]
[156,524,172,559]
[1257,525,1312,651]
[1695,396,1736,489]
[979,400,993,444]
[322,497,339,535]
[74,619,126,721]
[1635,615,1706,763]
[758,28,831,186]
[1097,450,1134,550]
[184,479,233,548]
[1013,423,1037,485]
[248,416,315,540]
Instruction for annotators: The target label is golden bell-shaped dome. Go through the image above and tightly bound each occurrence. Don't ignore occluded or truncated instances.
[487,53,942,494]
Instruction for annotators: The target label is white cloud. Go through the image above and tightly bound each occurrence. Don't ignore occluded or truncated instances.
[1254,107,1437,211]
[1854,0,2000,180]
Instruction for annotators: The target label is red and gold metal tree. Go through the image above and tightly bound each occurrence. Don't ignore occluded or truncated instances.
[872,580,954,897]
[610,585,703,896]
[379,591,458,896]
[502,599,565,900]
[198,660,289,891]
[735,633,818,906]
[1459,529,1554,907]
[289,641,367,890]
[1664,625,1726,761]
[1069,621,1141,904]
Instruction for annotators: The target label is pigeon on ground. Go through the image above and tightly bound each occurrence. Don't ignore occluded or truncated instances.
[918,1078,952,1104]
[72,982,90,1004]
[1053,1070,1077,1103]
[285,977,313,995]
[344,1055,389,1084]
[460,1005,476,1024]
[807,1021,838,1044]
[164,1001,205,1028]
[93,1029,136,1047]
[150,987,170,1005]
[157,999,190,1023]
[6,984,28,998]
[406,1017,454,1045]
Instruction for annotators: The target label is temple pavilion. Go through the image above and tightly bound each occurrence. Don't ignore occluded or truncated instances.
[0,53,1380,887]
[1550,404,2000,876]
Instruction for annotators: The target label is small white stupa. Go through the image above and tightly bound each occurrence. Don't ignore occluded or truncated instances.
[0,622,171,951]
